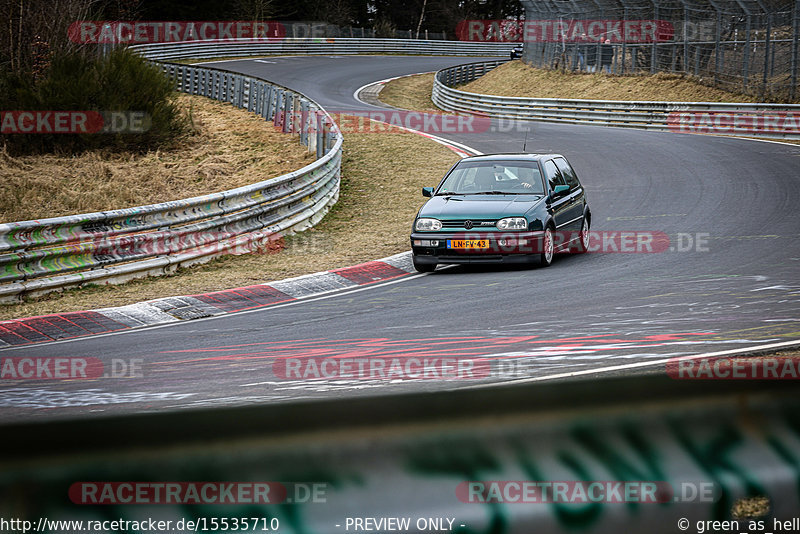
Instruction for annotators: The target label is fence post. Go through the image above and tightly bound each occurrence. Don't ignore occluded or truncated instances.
[684,3,690,73]
[792,0,799,100]
[742,11,752,92]
[716,11,723,86]
[651,2,659,73]
[621,8,628,74]
[762,13,771,98]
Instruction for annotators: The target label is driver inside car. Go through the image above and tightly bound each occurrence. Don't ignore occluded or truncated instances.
[493,167,533,189]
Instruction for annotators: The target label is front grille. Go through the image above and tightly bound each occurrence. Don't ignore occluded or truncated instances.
[441,219,497,229]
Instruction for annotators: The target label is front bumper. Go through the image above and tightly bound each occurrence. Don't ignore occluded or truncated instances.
[411,231,546,264]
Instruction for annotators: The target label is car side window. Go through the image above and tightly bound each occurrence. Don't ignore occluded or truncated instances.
[554,158,581,190]
[542,160,566,192]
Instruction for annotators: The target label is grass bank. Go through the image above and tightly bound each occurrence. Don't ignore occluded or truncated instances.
[0,104,458,319]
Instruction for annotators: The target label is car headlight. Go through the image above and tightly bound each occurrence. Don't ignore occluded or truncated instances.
[496,217,527,230]
[415,218,442,231]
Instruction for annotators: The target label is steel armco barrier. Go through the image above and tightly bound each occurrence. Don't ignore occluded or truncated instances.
[433,59,800,140]
[0,63,343,303]
[130,37,515,61]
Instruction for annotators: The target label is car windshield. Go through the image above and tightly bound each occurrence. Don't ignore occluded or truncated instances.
[437,160,545,195]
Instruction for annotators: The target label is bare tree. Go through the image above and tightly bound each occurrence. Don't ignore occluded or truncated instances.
[314,0,353,27]
[1,0,104,72]
[415,0,427,39]
[235,0,276,21]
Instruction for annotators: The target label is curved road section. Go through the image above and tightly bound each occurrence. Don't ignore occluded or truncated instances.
[1,56,799,422]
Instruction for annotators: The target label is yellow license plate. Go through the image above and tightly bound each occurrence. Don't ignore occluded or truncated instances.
[448,239,489,250]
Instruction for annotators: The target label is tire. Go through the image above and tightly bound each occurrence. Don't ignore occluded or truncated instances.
[413,258,437,273]
[578,216,590,253]
[539,226,554,267]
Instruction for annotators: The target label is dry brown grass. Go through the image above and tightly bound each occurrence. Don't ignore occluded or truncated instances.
[0,119,459,320]
[460,61,762,103]
[379,62,769,109]
[379,66,800,145]
[0,94,315,223]
[378,73,441,112]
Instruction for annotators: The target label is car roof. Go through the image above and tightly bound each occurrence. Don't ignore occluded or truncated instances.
[457,153,563,163]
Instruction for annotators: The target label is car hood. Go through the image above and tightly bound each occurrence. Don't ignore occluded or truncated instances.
[418,194,543,220]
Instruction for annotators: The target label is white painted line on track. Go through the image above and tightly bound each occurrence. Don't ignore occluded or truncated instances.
[463,338,800,388]
[353,76,483,157]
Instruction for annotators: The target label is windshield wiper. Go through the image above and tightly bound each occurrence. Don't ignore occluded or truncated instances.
[436,192,465,196]
[473,191,512,195]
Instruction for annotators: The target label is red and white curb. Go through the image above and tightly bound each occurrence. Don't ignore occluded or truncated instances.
[0,252,416,348]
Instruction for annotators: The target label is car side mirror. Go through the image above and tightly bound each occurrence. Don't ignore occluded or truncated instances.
[553,185,570,195]
[422,187,434,197]
[547,184,570,202]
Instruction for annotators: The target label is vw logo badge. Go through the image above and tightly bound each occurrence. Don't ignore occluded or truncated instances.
[464,220,474,229]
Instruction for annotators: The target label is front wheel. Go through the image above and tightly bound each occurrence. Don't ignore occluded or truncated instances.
[539,227,554,267]
[578,216,590,252]
[413,257,437,273]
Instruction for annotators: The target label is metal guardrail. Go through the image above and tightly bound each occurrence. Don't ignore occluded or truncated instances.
[130,37,515,61]
[2,374,799,531]
[432,59,800,139]
[0,63,343,303]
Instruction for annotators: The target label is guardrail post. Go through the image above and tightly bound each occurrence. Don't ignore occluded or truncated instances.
[316,114,324,158]
[265,86,273,120]
[183,67,191,95]
[282,93,292,134]
[307,107,317,154]
[274,90,284,130]
[196,69,203,96]
[300,100,309,147]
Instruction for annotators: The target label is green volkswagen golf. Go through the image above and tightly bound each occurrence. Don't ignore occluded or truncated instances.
[410,154,591,273]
